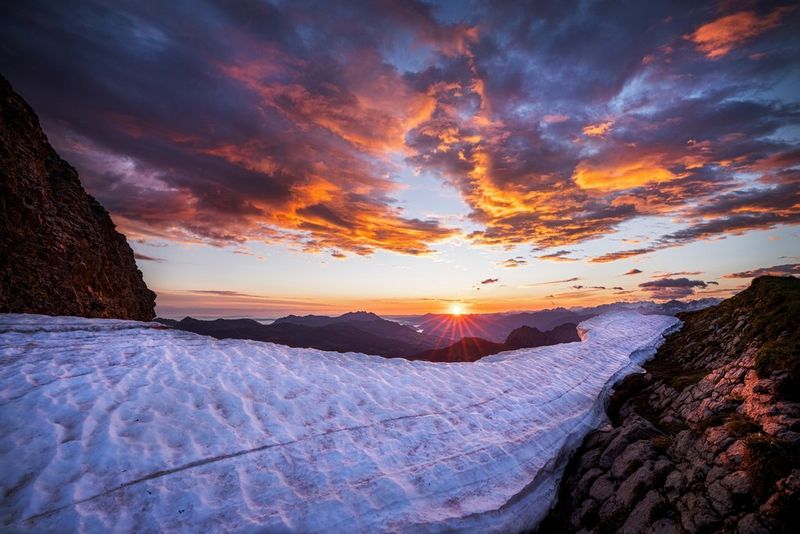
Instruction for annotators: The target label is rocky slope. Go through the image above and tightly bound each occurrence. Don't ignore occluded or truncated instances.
[540,276,799,533]
[0,75,155,320]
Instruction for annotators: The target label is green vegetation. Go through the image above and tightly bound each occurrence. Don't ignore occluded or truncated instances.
[644,357,708,391]
[745,277,800,398]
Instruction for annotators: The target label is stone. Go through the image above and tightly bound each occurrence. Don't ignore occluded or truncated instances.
[720,470,751,496]
[663,470,684,495]
[619,490,664,534]
[649,518,680,534]
[578,467,604,492]
[617,462,655,509]
[706,480,733,516]
[599,416,657,468]
[737,513,770,534]
[589,475,615,502]
[679,493,720,532]
[0,75,155,320]
[611,440,655,479]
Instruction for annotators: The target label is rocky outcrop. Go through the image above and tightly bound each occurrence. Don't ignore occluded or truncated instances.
[540,276,799,533]
[0,75,155,320]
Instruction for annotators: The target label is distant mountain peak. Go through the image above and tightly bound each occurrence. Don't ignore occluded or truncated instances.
[338,311,382,321]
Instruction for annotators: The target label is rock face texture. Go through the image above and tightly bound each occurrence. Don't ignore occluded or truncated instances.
[540,276,799,533]
[0,75,155,320]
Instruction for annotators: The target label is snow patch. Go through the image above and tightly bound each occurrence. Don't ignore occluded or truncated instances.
[0,312,679,532]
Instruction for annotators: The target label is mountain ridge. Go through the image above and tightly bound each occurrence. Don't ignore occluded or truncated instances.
[0,75,155,320]
[540,276,800,533]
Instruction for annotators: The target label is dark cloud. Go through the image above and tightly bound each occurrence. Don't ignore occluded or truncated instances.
[623,268,643,275]
[639,277,708,299]
[723,263,800,278]
[133,252,164,262]
[572,285,607,290]
[480,278,499,285]
[529,276,580,286]
[1,0,798,259]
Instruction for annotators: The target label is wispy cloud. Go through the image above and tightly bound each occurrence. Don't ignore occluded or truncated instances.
[723,263,800,278]
[500,258,527,268]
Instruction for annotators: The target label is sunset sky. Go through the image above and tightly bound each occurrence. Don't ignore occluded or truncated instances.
[2,0,799,317]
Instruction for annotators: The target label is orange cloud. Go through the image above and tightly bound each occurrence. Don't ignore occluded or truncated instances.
[582,120,613,137]
[685,7,793,59]
[573,154,680,191]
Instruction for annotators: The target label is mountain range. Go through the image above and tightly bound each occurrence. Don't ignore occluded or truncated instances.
[397,299,721,345]
[166,314,435,358]
[158,298,718,361]
[407,323,581,363]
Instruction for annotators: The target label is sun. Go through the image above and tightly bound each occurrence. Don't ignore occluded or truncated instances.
[449,304,464,316]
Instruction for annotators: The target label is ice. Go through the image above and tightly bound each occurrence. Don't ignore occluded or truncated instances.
[0,311,680,532]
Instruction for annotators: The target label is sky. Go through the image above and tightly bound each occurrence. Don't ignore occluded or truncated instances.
[1,0,799,317]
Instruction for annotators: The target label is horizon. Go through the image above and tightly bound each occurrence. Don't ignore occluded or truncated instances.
[156,293,724,321]
[2,0,798,317]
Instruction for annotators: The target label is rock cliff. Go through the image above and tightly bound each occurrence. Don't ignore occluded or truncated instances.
[0,75,156,320]
[540,276,799,533]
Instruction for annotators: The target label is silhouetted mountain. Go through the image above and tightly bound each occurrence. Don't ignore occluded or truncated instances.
[416,308,591,344]
[408,323,581,362]
[406,299,719,345]
[168,315,436,358]
[504,322,581,350]
[272,311,382,327]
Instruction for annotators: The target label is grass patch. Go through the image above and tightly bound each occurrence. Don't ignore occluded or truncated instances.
[645,356,708,391]
[743,277,800,398]
[669,370,709,390]
[725,414,761,437]
[744,434,800,498]
[651,434,673,453]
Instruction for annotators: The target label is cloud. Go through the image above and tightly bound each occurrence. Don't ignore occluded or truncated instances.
[330,250,347,259]
[572,285,607,290]
[592,248,657,263]
[537,250,578,262]
[480,278,499,284]
[639,277,708,299]
[527,276,580,286]
[623,268,643,275]
[685,7,793,59]
[543,114,570,124]
[654,271,703,278]
[573,154,679,191]
[582,120,613,137]
[723,263,800,278]
[500,258,527,268]
[133,252,164,262]
[2,0,798,263]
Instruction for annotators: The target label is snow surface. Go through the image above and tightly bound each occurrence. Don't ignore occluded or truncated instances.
[0,311,680,532]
